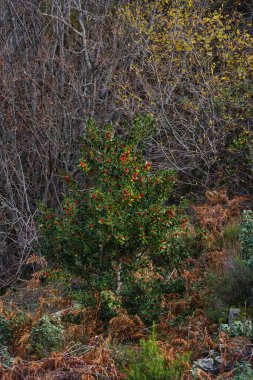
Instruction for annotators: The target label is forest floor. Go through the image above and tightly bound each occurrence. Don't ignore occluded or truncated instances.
[0,190,252,380]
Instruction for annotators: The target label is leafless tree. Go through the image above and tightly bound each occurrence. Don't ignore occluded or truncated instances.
[0,0,118,287]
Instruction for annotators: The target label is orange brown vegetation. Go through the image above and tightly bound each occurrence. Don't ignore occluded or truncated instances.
[0,345,118,380]
[193,190,251,239]
[108,314,144,343]
[0,190,252,379]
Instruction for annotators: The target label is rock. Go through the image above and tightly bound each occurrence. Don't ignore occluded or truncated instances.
[209,349,219,357]
[196,358,214,372]
[53,307,72,317]
[229,308,241,325]
[212,356,223,375]
[195,356,225,375]
[245,297,253,307]
[214,356,222,365]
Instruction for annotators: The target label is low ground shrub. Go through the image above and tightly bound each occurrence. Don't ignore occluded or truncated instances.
[232,362,253,379]
[239,210,253,265]
[208,257,253,308]
[220,320,253,339]
[204,210,253,315]
[29,316,64,358]
[126,325,189,380]
[0,315,12,347]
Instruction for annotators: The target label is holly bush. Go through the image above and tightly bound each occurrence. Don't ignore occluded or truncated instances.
[239,210,253,266]
[38,117,194,320]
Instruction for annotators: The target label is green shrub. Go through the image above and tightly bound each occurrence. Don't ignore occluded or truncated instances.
[11,310,30,330]
[99,289,122,321]
[121,272,186,323]
[223,224,241,251]
[205,212,253,319]
[239,210,253,265]
[0,315,12,346]
[207,257,253,308]
[220,320,253,338]
[232,362,253,379]
[126,325,189,380]
[29,316,64,358]
[0,346,11,368]
[211,211,253,307]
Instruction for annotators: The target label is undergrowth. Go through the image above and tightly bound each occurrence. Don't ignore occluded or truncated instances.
[29,316,64,358]
[0,190,252,379]
[126,325,190,380]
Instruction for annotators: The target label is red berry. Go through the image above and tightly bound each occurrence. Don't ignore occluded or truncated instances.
[167,209,174,218]
[64,175,71,183]
[144,162,151,170]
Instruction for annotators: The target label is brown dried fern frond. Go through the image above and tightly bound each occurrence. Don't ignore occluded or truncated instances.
[193,191,251,239]
[0,344,118,379]
[205,189,229,205]
[108,313,144,342]
[26,254,47,268]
